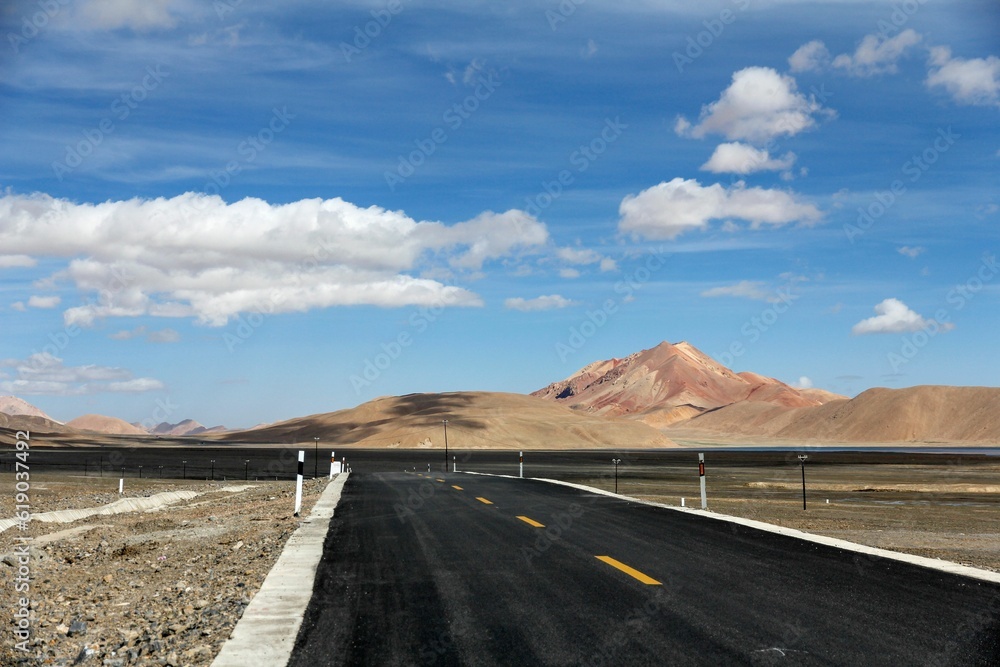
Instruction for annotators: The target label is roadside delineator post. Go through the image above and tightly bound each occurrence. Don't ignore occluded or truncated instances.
[329,451,336,479]
[699,453,707,510]
[119,477,123,494]
[453,456,456,473]
[293,450,304,517]
[519,451,523,479]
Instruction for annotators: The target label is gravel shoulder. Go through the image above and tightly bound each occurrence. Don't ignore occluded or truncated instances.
[0,474,331,666]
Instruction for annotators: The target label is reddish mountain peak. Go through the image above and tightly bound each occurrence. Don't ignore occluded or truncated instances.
[532,340,839,426]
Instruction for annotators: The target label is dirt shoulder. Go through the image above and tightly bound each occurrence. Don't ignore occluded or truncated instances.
[0,474,330,666]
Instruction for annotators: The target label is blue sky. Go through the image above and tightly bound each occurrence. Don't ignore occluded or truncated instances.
[1,0,998,428]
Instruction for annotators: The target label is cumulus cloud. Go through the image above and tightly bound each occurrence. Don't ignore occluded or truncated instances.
[832,29,922,77]
[27,295,61,309]
[675,67,831,144]
[0,192,550,327]
[618,178,822,240]
[555,246,616,272]
[851,298,953,335]
[700,281,773,301]
[926,46,1000,107]
[109,326,180,343]
[789,40,830,73]
[10,302,26,312]
[897,245,925,259]
[504,294,577,312]
[700,142,796,174]
[558,268,581,279]
[0,353,164,395]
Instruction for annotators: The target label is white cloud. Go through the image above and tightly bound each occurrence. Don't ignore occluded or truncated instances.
[556,247,601,265]
[700,281,772,301]
[75,0,183,31]
[851,298,953,335]
[0,353,163,395]
[897,245,925,259]
[10,302,26,312]
[0,255,36,269]
[504,294,577,312]
[675,67,831,144]
[792,376,813,389]
[558,268,581,279]
[832,29,922,77]
[618,178,822,240]
[789,40,830,73]
[599,257,617,272]
[0,192,550,327]
[27,295,61,309]
[581,38,598,59]
[109,326,180,343]
[700,142,796,174]
[926,46,1000,107]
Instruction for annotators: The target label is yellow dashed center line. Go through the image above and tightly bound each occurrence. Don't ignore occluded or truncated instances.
[476,497,493,505]
[436,478,445,482]
[595,556,661,585]
[516,515,545,528]
[452,485,464,491]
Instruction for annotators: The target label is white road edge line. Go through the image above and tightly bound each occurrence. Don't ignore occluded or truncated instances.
[211,473,350,667]
[461,471,1000,585]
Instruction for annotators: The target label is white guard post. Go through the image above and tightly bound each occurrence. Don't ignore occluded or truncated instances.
[294,450,304,516]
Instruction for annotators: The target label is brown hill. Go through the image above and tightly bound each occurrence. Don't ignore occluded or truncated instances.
[66,414,148,436]
[218,391,676,449]
[0,395,59,423]
[532,341,842,427]
[680,385,1000,443]
[0,412,65,434]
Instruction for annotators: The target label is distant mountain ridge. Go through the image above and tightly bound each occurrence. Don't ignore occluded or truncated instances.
[0,395,60,423]
[140,419,228,436]
[532,341,843,427]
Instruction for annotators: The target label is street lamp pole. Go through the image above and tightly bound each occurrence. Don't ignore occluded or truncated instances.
[182,460,187,480]
[245,459,249,481]
[314,437,319,479]
[612,458,621,494]
[798,454,808,510]
[442,420,449,472]
[210,459,215,481]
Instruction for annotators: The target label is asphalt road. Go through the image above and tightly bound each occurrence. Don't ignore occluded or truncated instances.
[288,472,1000,666]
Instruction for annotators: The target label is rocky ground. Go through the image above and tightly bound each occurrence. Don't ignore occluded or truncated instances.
[0,474,329,666]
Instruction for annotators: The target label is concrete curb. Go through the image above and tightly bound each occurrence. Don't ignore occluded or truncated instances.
[462,471,1000,585]
[211,472,350,667]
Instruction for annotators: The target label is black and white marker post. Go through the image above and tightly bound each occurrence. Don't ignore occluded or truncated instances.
[519,451,523,478]
[329,450,336,479]
[699,453,707,510]
[293,450,304,517]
